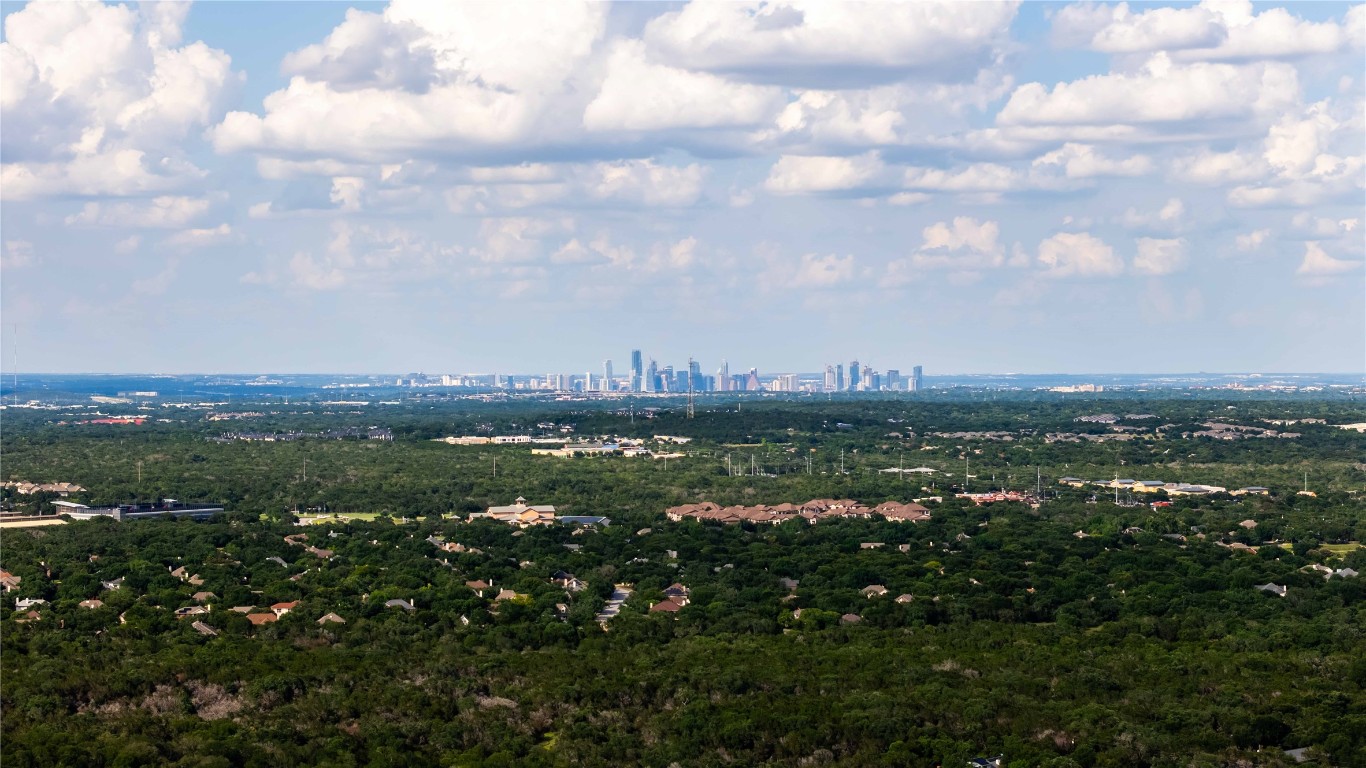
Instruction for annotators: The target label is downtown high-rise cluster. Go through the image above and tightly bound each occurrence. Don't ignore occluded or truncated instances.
[396,354,925,393]
[588,351,924,394]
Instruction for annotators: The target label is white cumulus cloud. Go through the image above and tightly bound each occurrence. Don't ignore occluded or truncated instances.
[1,1,238,200]
[211,2,607,162]
[1037,231,1124,277]
[997,55,1299,130]
[1297,241,1361,277]
[1052,0,1360,61]
[1132,237,1189,275]
[764,153,886,194]
[643,1,1019,87]
[1032,143,1153,178]
[583,40,784,132]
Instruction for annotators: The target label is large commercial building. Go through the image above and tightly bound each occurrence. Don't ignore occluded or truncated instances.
[52,499,225,521]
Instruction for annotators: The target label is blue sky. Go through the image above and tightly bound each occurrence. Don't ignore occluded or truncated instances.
[2,0,1363,375]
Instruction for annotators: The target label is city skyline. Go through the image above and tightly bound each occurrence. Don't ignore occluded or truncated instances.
[2,1,1364,375]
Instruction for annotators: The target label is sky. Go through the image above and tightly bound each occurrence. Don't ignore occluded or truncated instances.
[1,0,1363,376]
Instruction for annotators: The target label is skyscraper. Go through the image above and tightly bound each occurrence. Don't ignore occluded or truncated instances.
[886,369,901,391]
[689,358,704,392]
[836,364,844,391]
[911,365,923,392]
[823,365,836,392]
[630,349,642,392]
[848,360,860,391]
[603,360,613,392]
[646,359,658,392]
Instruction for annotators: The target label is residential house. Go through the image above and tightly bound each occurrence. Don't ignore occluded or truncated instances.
[14,610,41,624]
[78,599,104,609]
[193,591,217,603]
[384,599,415,611]
[317,612,347,624]
[175,606,209,618]
[551,571,587,592]
[101,577,124,591]
[271,601,298,616]
[650,599,683,614]
[662,583,690,604]
[465,579,491,597]
[191,621,218,637]
[245,613,278,626]
[0,571,21,592]
[895,594,915,604]
[15,597,46,610]
[861,585,888,598]
[871,501,932,522]
[839,613,862,625]
[1254,583,1288,597]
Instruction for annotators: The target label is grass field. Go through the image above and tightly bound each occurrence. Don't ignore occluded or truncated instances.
[296,512,414,525]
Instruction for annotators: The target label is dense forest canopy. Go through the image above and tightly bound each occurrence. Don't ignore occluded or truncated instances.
[2,393,1363,766]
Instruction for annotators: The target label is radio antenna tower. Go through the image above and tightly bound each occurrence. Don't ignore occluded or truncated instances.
[686,357,695,419]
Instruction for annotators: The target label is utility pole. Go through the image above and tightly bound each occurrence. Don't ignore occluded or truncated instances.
[303,458,307,482]
[840,448,845,475]
[727,453,732,477]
